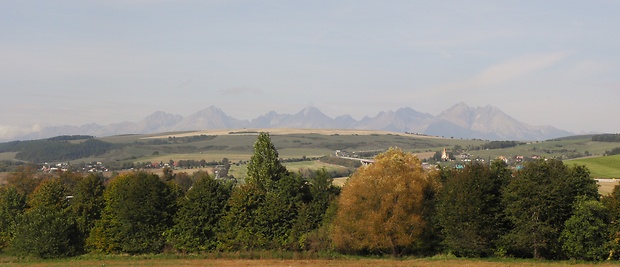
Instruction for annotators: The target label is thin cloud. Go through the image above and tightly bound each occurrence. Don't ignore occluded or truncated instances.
[0,124,42,141]
[434,51,572,92]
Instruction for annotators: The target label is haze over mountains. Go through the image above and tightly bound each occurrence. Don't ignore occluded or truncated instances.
[10,103,571,142]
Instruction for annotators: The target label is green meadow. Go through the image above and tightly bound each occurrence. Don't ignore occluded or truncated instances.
[565,154,620,179]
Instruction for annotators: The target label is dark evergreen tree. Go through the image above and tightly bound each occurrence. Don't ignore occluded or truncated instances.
[219,132,305,250]
[436,160,510,257]
[245,132,288,189]
[502,159,598,259]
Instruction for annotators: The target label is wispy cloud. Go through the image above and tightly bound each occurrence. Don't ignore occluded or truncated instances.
[0,124,42,141]
[434,51,572,92]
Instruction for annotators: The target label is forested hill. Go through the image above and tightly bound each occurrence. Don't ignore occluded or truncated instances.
[0,135,114,162]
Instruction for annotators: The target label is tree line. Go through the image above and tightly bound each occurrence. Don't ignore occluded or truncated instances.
[593,133,620,142]
[1,132,619,261]
[0,138,114,162]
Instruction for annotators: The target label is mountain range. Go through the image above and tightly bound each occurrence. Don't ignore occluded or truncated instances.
[12,102,571,141]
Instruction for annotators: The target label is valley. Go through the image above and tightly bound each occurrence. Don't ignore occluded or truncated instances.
[2,129,619,187]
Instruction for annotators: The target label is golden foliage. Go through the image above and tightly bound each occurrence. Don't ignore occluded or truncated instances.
[330,148,438,255]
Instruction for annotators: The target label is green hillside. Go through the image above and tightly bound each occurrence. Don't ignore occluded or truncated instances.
[565,154,620,179]
[1,129,620,181]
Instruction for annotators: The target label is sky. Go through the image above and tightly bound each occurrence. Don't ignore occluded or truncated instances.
[1,0,619,140]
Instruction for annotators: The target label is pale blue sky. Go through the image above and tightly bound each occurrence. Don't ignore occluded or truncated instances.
[1,1,619,139]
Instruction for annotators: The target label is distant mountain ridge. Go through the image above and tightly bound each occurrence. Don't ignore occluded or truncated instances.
[13,103,572,141]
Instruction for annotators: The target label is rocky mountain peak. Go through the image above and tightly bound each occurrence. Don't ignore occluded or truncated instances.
[5,103,573,141]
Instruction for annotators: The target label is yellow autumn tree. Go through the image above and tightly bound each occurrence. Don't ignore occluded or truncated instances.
[330,148,439,256]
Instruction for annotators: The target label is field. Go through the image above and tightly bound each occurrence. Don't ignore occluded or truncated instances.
[2,254,618,267]
[565,154,620,179]
[2,129,620,183]
[598,179,619,195]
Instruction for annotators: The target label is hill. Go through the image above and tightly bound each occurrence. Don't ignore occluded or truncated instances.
[565,155,620,179]
[10,103,571,142]
[1,129,616,171]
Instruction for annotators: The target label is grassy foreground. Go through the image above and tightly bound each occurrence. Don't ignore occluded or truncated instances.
[1,254,619,267]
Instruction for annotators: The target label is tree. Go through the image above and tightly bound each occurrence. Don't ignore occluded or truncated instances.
[87,171,176,254]
[255,172,305,248]
[330,148,440,256]
[11,178,79,258]
[560,197,609,261]
[218,182,267,250]
[289,169,341,251]
[162,166,175,181]
[219,172,305,250]
[502,159,598,259]
[70,173,106,250]
[27,178,68,211]
[436,160,510,257]
[0,186,26,249]
[602,184,620,260]
[173,171,193,192]
[219,132,304,250]
[245,132,288,189]
[6,165,41,196]
[166,172,233,252]
[56,170,83,196]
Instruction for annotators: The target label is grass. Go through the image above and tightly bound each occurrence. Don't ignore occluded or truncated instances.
[1,253,619,267]
[282,160,349,173]
[144,152,253,163]
[0,152,19,161]
[565,154,620,179]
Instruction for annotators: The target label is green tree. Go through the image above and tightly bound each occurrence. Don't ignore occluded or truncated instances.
[27,178,68,211]
[255,172,305,248]
[245,132,288,189]
[11,179,79,258]
[218,182,267,250]
[560,197,609,261]
[57,170,83,196]
[0,186,26,249]
[166,172,233,252]
[502,159,598,259]
[602,184,620,259]
[436,160,510,257]
[219,132,304,250]
[291,169,341,250]
[87,171,176,254]
[219,173,304,250]
[330,148,440,256]
[70,173,106,250]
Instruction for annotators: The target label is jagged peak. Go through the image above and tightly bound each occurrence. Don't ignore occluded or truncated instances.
[3,104,572,142]
[297,106,324,116]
